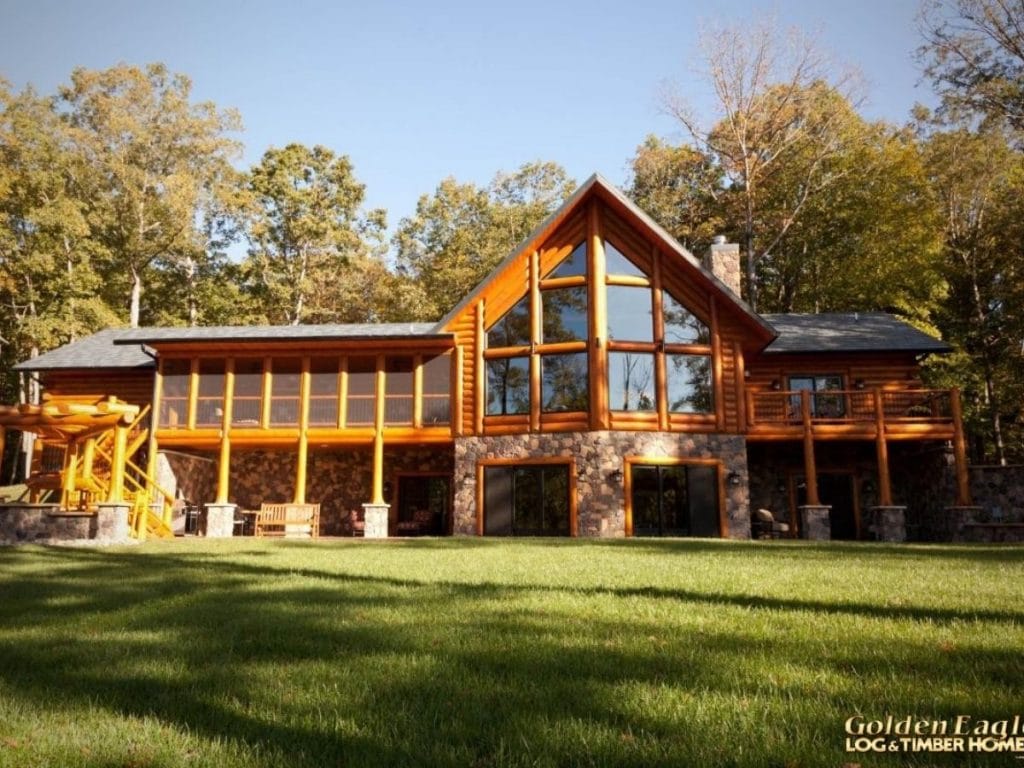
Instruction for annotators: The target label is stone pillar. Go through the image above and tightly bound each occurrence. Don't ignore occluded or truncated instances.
[203,503,237,538]
[362,503,390,539]
[946,505,984,542]
[868,505,906,542]
[95,502,132,542]
[799,505,831,540]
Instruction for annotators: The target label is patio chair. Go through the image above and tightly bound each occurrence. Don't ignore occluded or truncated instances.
[752,508,790,540]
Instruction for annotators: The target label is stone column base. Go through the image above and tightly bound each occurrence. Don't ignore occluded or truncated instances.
[203,503,238,538]
[868,505,906,542]
[362,503,390,539]
[946,505,984,542]
[96,502,132,542]
[799,505,832,540]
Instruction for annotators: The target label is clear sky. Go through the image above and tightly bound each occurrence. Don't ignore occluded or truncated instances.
[0,0,934,233]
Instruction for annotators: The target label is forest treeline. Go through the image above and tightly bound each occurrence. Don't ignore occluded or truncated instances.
[0,1,1021,462]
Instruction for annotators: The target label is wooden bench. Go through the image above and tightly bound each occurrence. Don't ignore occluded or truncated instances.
[255,503,320,538]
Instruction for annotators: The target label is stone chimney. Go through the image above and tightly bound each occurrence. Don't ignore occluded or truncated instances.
[705,235,742,299]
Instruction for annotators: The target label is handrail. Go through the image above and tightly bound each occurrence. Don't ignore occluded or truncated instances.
[748,388,953,427]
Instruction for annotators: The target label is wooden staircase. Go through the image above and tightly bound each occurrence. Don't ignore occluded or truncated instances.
[26,401,176,539]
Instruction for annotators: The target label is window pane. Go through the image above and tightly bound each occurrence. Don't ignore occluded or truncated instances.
[232,359,263,428]
[607,285,653,342]
[542,353,588,413]
[347,357,376,426]
[687,465,720,537]
[422,354,451,425]
[542,286,588,343]
[631,466,660,535]
[309,358,338,426]
[541,466,570,534]
[162,359,190,397]
[667,354,713,414]
[663,293,709,345]
[547,241,586,279]
[160,359,190,427]
[513,467,543,533]
[604,240,645,278]
[486,357,529,416]
[660,466,689,535]
[487,296,530,348]
[385,357,414,425]
[270,359,301,426]
[608,352,656,412]
[195,360,224,427]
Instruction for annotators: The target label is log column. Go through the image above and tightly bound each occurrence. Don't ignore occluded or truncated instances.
[873,389,893,507]
[363,355,390,538]
[294,357,311,504]
[206,360,236,538]
[798,389,831,540]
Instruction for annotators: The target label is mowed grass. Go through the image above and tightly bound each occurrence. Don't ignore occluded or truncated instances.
[0,539,1021,767]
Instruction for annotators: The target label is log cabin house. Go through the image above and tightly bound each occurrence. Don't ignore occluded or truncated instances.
[0,175,973,543]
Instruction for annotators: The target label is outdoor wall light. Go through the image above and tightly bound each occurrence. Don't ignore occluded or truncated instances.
[770,379,781,391]
[855,379,866,390]
[776,480,787,494]
[608,469,624,483]
[727,471,742,487]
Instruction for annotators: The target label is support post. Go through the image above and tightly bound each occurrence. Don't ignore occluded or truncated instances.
[0,427,5,485]
[108,422,128,503]
[800,389,819,506]
[61,442,79,508]
[81,436,96,487]
[950,387,971,506]
[587,202,609,429]
[474,301,484,434]
[873,388,893,506]
[215,360,234,504]
[651,247,669,431]
[372,355,386,506]
[529,249,541,433]
[294,356,310,504]
[148,360,166,524]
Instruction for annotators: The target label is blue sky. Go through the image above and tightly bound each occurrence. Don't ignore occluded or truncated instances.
[1,0,934,232]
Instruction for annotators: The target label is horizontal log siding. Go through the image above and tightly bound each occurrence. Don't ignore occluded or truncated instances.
[42,370,154,408]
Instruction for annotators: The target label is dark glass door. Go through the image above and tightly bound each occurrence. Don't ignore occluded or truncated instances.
[630,464,720,537]
[483,465,570,536]
[396,475,451,536]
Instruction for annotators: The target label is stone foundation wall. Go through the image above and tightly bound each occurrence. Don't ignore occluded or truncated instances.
[162,450,218,505]
[967,465,1024,522]
[226,448,454,536]
[454,431,749,539]
[0,504,94,543]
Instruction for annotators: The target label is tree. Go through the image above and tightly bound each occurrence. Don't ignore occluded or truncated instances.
[0,81,118,364]
[394,162,576,319]
[755,121,945,319]
[240,143,387,325]
[60,63,242,327]
[923,125,1024,463]
[662,18,861,309]
[627,136,724,254]
[919,0,1024,131]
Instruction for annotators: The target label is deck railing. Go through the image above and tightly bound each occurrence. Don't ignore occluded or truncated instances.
[747,389,953,427]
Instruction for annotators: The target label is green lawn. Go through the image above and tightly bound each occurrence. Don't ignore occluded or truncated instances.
[0,539,1021,767]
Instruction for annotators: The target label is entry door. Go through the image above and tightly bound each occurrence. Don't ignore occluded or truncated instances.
[396,475,451,535]
[630,464,720,537]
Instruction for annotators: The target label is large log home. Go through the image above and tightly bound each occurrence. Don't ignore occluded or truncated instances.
[0,175,972,543]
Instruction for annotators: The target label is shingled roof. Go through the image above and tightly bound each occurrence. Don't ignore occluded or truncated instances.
[117,323,446,345]
[14,329,155,371]
[15,323,450,371]
[762,313,950,354]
